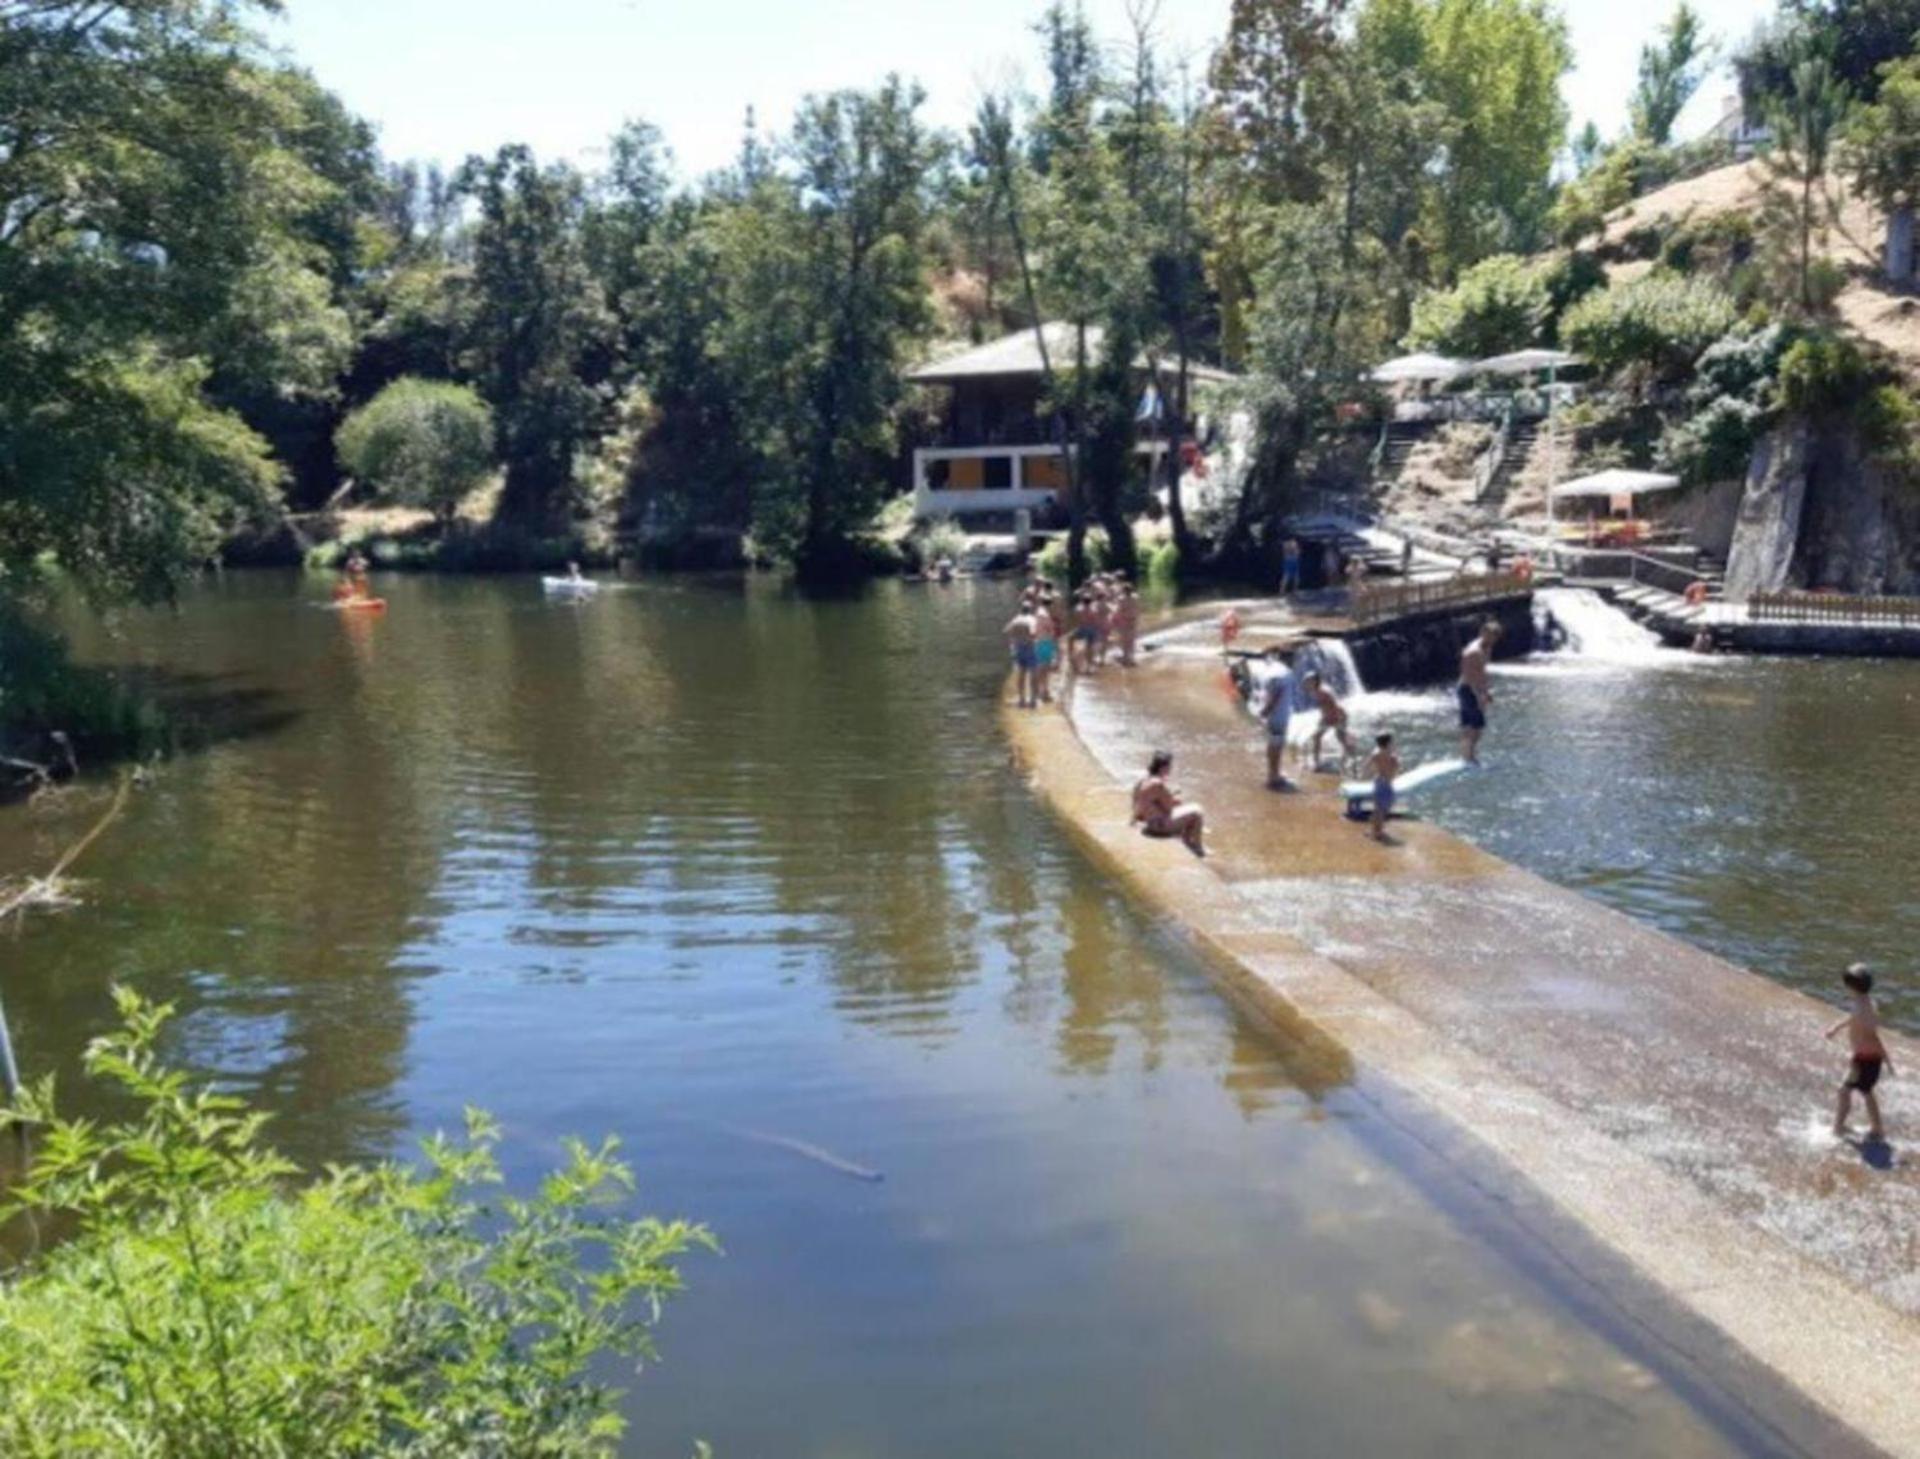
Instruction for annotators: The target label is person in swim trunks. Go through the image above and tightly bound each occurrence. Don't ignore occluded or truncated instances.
[1258,647,1296,791]
[1457,619,1501,763]
[1070,593,1100,674]
[1362,732,1399,843]
[1827,963,1893,1141]
[1005,597,1039,709]
[1132,748,1205,856]
[1303,670,1355,771]
[1033,593,1059,702]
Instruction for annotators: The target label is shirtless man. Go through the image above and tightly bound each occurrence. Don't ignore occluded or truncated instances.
[1114,583,1141,666]
[1005,597,1039,709]
[1303,670,1356,771]
[1258,648,1296,790]
[1032,593,1060,703]
[1132,749,1206,856]
[1457,620,1501,764]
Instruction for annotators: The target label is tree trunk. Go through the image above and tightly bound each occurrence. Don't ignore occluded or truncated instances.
[1887,204,1916,286]
[1067,322,1090,585]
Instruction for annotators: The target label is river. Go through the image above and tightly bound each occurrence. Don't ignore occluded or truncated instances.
[0,572,1856,1456]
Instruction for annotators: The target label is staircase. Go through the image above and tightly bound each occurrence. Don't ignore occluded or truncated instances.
[1372,423,1433,486]
[1478,420,1540,505]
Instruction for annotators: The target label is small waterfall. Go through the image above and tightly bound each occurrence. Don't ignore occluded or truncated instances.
[1541,588,1667,665]
[1293,638,1365,699]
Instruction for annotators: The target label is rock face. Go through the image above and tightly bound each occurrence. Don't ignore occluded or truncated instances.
[1723,421,1812,602]
[1347,596,1536,688]
[1795,431,1920,594]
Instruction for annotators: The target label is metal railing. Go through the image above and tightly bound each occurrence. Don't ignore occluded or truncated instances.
[1749,591,1920,626]
[1472,406,1511,502]
[1349,569,1534,629]
[1558,548,1705,596]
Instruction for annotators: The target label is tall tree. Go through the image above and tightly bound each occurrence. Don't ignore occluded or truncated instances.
[1758,34,1853,313]
[0,0,352,601]
[457,146,613,530]
[1631,3,1712,146]
[1845,52,1920,283]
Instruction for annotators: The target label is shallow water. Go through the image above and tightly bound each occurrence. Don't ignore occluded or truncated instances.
[1316,598,1920,1034]
[0,573,1815,1455]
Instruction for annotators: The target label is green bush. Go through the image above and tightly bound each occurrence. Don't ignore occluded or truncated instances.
[337,378,495,521]
[1032,529,1110,583]
[1144,540,1181,587]
[1405,255,1551,358]
[907,518,969,571]
[0,989,712,1458]
[0,601,165,761]
[1560,272,1737,381]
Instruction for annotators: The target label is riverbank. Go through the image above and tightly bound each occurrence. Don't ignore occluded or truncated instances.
[1005,644,1920,1459]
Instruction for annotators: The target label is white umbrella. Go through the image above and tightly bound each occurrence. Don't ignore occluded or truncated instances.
[1550,469,1681,498]
[1369,353,1466,383]
[1472,348,1580,376]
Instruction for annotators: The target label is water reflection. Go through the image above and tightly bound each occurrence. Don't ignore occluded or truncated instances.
[0,574,1822,1458]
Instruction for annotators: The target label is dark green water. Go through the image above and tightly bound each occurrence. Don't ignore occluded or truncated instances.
[0,573,1827,1456]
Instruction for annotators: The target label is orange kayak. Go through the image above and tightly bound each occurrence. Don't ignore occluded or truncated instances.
[330,596,387,613]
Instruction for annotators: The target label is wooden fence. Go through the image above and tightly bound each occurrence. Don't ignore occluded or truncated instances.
[1748,591,1920,626]
[1349,570,1533,629]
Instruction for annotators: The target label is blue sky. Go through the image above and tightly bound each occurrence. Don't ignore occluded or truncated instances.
[270,0,1773,181]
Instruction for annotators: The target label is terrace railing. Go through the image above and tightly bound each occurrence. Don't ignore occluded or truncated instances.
[1349,569,1533,629]
[1748,591,1920,626]
[1557,548,1705,595]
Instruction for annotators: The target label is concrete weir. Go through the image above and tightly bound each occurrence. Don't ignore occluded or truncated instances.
[1004,648,1920,1459]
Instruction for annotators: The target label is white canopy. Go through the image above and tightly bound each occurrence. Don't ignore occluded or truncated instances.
[1473,348,1580,376]
[1370,352,1466,383]
[1550,469,1682,499]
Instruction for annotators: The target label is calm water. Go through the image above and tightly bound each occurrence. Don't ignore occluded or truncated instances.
[0,573,1829,1456]
[1328,591,1919,1034]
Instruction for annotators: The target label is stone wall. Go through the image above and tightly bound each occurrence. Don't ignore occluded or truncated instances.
[1345,594,1536,688]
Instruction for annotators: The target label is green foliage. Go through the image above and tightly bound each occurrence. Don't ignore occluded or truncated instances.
[1559,272,1737,380]
[1405,254,1550,357]
[336,379,495,520]
[0,0,355,603]
[1631,3,1712,146]
[1738,0,1920,107]
[908,518,970,570]
[1034,528,1112,580]
[0,989,712,1458]
[1657,325,1796,484]
[1777,332,1881,417]
[457,147,615,531]
[1144,539,1183,586]
[1845,52,1920,215]
[1757,34,1853,314]
[0,602,165,758]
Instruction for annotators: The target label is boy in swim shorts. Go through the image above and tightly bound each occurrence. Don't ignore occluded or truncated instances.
[1827,964,1893,1141]
[1362,732,1399,842]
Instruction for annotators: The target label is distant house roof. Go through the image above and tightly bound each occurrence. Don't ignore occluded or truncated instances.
[908,322,1236,386]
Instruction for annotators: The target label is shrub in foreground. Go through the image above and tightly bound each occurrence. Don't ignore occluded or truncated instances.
[0,989,712,1458]
[337,378,496,522]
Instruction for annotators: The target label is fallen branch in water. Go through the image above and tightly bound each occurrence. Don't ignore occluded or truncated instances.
[0,773,134,928]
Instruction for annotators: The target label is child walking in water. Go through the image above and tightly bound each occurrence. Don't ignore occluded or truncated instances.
[1827,964,1893,1141]
[1362,733,1399,843]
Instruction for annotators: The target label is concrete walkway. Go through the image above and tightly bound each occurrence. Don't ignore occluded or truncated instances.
[1007,651,1920,1459]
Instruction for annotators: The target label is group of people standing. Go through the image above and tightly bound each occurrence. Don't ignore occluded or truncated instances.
[1003,573,1142,711]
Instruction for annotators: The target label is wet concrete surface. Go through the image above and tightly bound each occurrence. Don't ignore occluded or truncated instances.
[1007,643,1920,1459]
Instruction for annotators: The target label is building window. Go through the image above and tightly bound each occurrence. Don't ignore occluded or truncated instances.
[983,455,1012,490]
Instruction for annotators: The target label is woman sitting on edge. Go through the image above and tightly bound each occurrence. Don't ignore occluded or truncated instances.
[1132,749,1206,857]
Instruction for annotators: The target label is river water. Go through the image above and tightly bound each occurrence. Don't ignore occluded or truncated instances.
[1330,589,1918,1034]
[0,573,1853,1456]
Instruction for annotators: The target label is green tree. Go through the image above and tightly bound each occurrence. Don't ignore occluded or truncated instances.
[1845,53,1920,283]
[1631,3,1712,146]
[0,0,352,602]
[1404,254,1551,356]
[1418,0,1573,269]
[0,988,711,1457]
[457,147,614,531]
[1739,0,1920,107]
[1560,272,1738,381]
[1758,35,1853,313]
[715,80,937,581]
[336,379,495,522]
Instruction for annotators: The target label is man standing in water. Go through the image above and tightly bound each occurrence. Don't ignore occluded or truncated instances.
[1258,647,1296,790]
[1005,596,1039,710]
[1458,620,1501,764]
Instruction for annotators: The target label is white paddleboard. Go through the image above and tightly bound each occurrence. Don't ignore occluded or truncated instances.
[1342,758,1469,815]
[542,576,599,597]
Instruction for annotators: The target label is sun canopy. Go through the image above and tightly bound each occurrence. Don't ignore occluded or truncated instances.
[1472,348,1580,376]
[1550,469,1682,499]
[1369,352,1466,383]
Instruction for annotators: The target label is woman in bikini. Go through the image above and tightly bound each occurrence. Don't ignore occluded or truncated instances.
[1131,749,1206,856]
